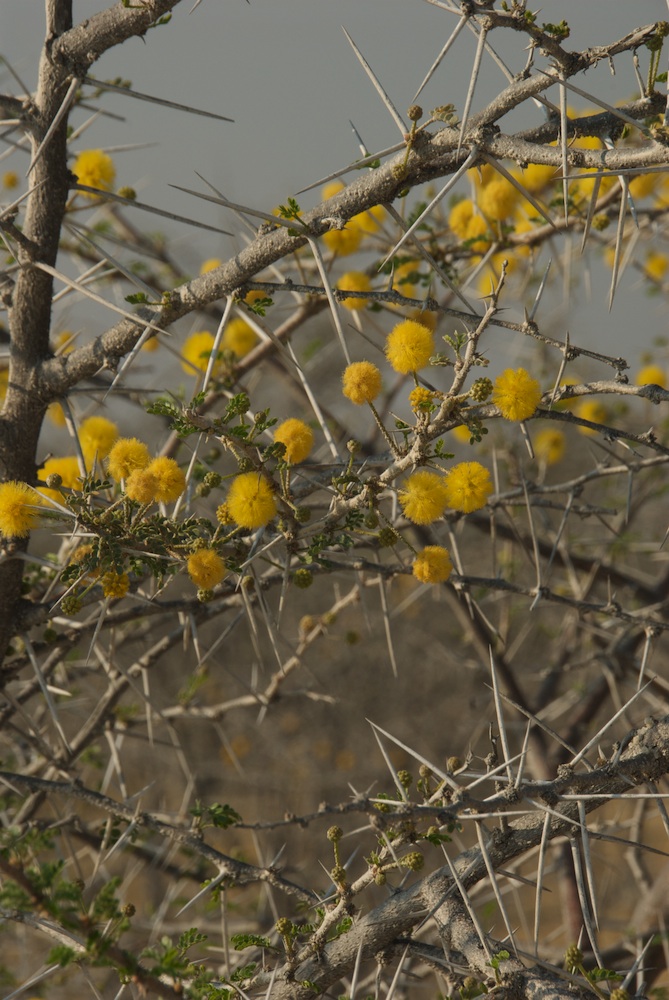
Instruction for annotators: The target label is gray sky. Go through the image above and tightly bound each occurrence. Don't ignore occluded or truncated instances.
[2,0,668,364]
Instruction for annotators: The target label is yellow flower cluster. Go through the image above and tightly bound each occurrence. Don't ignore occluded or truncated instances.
[337,271,372,311]
[72,149,116,198]
[443,462,493,513]
[399,471,448,525]
[385,320,434,375]
[273,418,314,464]
[101,571,130,600]
[222,318,258,358]
[320,180,385,256]
[181,331,220,375]
[79,416,118,468]
[534,428,566,466]
[636,364,666,387]
[126,456,186,504]
[492,368,542,421]
[187,548,226,589]
[38,456,81,502]
[412,545,452,584]
[107,438,151,480]
[342,361,382,405]
[0,482,42,538]
[408,386,435,412]
[227,472,277,529]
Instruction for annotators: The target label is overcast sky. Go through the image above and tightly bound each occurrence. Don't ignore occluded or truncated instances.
[2,0,668,363]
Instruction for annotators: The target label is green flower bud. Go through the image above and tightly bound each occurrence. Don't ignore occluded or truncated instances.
[564,944,583,970]
[469,377,493,402]
[292,568,313,589]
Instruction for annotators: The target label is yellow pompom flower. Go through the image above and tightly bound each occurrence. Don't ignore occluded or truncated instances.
[464,214,491,253]
[200,257,222,274]
[392,260,419,300]
[107,438,151,480]
[72,149,116,198]
[187,549,226,589]
[274,418,314,464]
[146,457,186,503]
[323,224,363,256]
[2,170,19,190]
[451,424,472,444]
[356,202,386,233]
[227,472,277,529]
[449,198,475,239]
[399,470,449,525]
[477,177,519,222]
[342,361,382,405]
[385,319,434,375]
[492,368,542,421]
[443,461,492,513]
[0,482,42,538]
[337,271,372,311]
[574,399,608,435]
[534,428,566,466]
[322,180,346,201]
[645,251,668,282]
[629,171,660,200]
[412,545,453,584]
[101,571,130,600]
[125,468,159,504]
[79,415,118,467]
[38,455,81,502]
[181,331,219,375]
[517,162,559,193]
[636,364,666,388]
[221,317,258,358]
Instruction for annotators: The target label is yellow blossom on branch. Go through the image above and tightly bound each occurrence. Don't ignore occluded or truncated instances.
[79,415,118,467]
[227,472,277,529]
[385,320,434,375]
[399,470,449,525]
[636,364,666,387]
[534,428,566,466]
[337,271,372,311]
[342,361,382,405]
[323,224,363,256]
[181,331,219,375]
[443,461,492,513]
[101,571,130,600]
[448,198,475,239]
[412,545,453,584]
[200,258,222,274]
[408,386,435,412]
[72,149,116,198]
[187,549,226,589]
[37,456,81,502]
[125,468,159,504]
[107,438,151,481]
[273,418,314,464]
[221,317,258,359]
[574,399,608,435]
[492,368,542,421]
[477,177,519,222]
[644,251,668,282]
[0,482,43,538]
[146,457,186,503]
